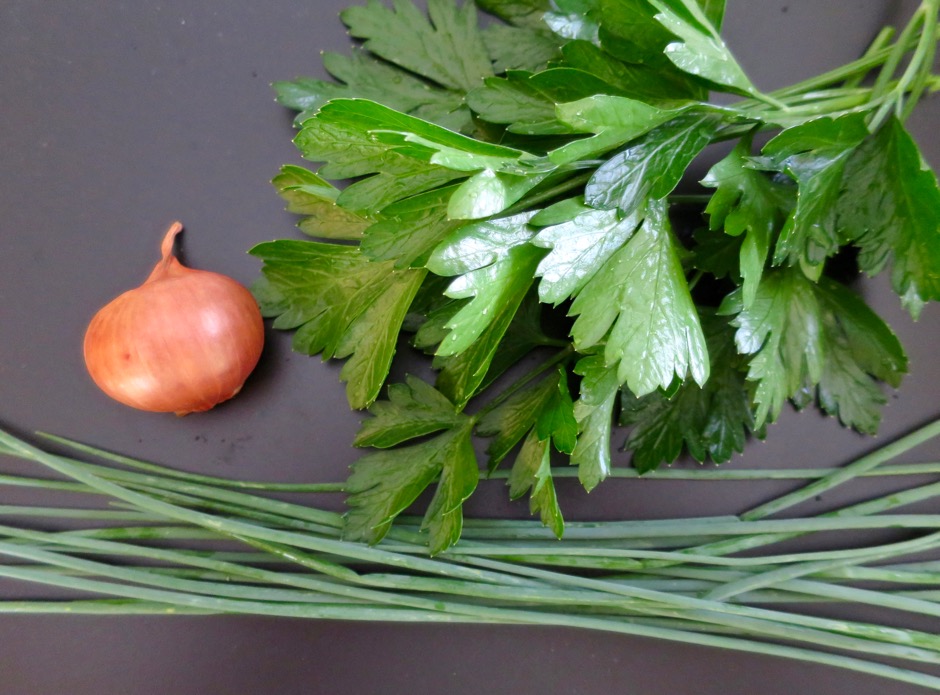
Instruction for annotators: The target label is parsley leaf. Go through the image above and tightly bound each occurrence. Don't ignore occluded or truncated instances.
[273,49,469,132]
[447,167,556,220]
[355,374,465,448]
[468,69,630,136]
[361,185,464,269]
[508,430,565,538]
[476,370,561,469]
[761,113,869,269]
[559,40,699,103]
[569,200,709,397]
[535,367,579,453]
[433,290,558,408]
[482,23,562,73]
[702,136,793,305]
[345,416,478,555]
[837,116,940,318]
[476,0,551,27]
[427,212,545,356]
[594,0,679,66]
[648,0,759,98]
[342,0,493,93]
[814,278,907,433]
[620,311,757,472]
[551,95,686,165]
[250,240,425,408]
[721,269,908,432]
[533,205,640,304]
[585,111,722,215]
[570,352,621,491]
[293,101,464,215]
[720,268,825,428]
[272,165,371,240]
[475,0,552,28]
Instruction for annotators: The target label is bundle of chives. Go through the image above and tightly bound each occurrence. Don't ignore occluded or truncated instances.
[0,422,939,689]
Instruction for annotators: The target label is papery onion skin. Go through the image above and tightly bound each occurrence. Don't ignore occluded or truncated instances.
[83,222,265,415]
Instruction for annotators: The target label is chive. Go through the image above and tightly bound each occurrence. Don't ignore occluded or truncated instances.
[3,424,940,688]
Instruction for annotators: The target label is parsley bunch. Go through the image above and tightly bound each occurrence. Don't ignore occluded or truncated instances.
[252,0,940,553]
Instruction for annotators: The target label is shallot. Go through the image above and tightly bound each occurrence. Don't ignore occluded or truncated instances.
[83,222,264,415]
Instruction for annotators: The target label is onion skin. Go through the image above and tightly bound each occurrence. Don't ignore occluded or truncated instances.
[83,222,265,415]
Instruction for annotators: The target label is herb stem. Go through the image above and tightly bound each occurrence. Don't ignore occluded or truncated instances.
[38,432,343,493]
[487,462,940,480]
[502,172,593,216]
[870,0,939,128]
[742,418,940,521]
[472,345,575,421]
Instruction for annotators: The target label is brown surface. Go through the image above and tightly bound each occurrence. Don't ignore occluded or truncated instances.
[1,1,939,693]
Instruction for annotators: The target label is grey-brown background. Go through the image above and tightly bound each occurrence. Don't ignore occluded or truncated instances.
[1,1,939,693]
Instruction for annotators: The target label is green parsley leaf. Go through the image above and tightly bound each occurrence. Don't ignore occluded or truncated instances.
[431,286,552,409]
[476,370,560,469]
[475,0,552,28]
[535,367,579,454]
[427,212,545,356]
[570,352,621,491]
[467,69,630,136]
[342,0,493,93]
[594,0,676,66]
[273,49,469,132]
[719,268,825,428]
[814,278,907,433]
[585,111,721,215]
[250,240,424,408]
[447,168,555,220]
[345,418,478,554]
[560,40,698,103]
[508,430,565,538]
[551,95,685,165]
[648,0,759,98]
[530,196,592,226]
[355,375,464,448]
[570,200,710,397]
[272,165,371,240]
[310,98,524,172]
[433,308,522,406]
[702,135,793,305]
[448,290,559,403]
[467,71,561,131]
[761,113,869,268]
[544,2,601,43]
[482,23,562,73]
[361,185,464,269]
[698,0,726,29]
[690,224,743,280]
[292,101,465,215]
[621,311,756,472]
[533,206,641,304]
[836,116,940,318]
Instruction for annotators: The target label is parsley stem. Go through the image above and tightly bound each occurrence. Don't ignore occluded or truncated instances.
[870,0,938,128]
[770,23,939,101]
[501,172,593,216]
[902,0,940,120]
[472,344,575,421]
[843,25,897,89]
